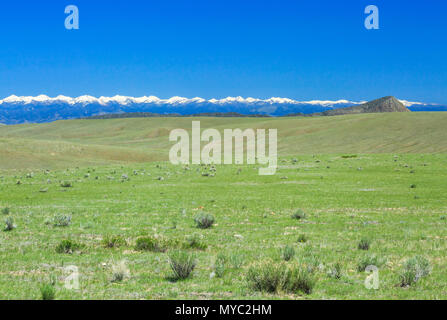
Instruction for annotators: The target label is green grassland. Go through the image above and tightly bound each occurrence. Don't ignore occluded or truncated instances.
[1,112,447,169]
[0,113,447,299]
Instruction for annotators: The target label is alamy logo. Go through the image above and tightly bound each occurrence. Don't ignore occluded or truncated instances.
[169,121,277,175]
[64,265,80,290]
[65,5,79,30]
[364,5,379,30]
[364,265,380,290]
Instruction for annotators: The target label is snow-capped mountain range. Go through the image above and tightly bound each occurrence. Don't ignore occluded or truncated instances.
[0,95,444,124]
[0,94,364,107]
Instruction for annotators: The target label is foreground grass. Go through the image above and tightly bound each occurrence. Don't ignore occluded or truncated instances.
[0,154,446,299]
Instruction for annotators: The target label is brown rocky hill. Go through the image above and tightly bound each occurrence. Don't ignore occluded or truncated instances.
[319,96,410,116]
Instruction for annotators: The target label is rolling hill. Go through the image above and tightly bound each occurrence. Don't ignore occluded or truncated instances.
[0,112,446,169]
[320,96,410,116]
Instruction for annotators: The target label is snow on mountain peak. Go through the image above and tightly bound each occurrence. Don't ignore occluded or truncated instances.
[398,99,431,107]
[0,95,429,108]
[0,95,440,124]
[74,95,98,104]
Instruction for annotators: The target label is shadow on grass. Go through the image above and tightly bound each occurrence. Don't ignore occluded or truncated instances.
[164,275,192,283]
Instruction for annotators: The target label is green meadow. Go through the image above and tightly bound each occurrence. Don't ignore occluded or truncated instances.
[0,113,446,299]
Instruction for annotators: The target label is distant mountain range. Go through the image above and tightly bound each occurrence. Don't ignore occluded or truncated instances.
[0,95,445,124]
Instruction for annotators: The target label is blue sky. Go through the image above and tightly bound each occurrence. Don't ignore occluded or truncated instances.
[0,0,446,103]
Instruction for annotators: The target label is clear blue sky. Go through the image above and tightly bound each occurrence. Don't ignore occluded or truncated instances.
[0,0,446,103]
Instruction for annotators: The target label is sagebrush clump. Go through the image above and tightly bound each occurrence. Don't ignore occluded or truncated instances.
[283,265,316,294]
[213,253,227,278]
[60,181,73,188]
[327,262,343,279]
[168,250,196,280]
[40,283,56,300]
[102,235,127,248]
[52,214,72,227]
[55,239,80,254]
[246,261,315,295]
[4,217,15,231]
[111,260,130,283]
[194,212,215,229]
[357,254,385,272]
[358,238,371,251]
[135,236,171,252]
[399,256,430,287]
[291,209,306,220]
[246,262,287,293]
[281,245,295,261]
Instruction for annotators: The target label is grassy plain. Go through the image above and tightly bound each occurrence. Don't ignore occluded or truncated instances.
[0,113,446,299]
[1,112,447,169]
